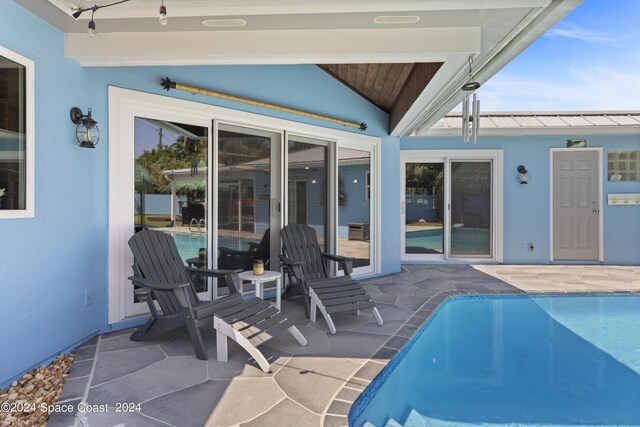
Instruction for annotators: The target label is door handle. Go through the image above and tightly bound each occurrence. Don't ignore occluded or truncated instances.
[592,209,600,213]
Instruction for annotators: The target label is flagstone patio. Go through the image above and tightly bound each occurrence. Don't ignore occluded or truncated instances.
[48,265,640,427]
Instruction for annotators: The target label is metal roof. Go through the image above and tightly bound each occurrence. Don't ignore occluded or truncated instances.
[242,147,370,167]
[417,111,640,136]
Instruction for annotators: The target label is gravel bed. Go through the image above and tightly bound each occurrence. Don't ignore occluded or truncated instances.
[0,354,75,426]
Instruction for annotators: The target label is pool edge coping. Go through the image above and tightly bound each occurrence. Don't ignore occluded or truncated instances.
[322,288,640,427]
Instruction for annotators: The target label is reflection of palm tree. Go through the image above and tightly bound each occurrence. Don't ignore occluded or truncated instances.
[135,162,153,229]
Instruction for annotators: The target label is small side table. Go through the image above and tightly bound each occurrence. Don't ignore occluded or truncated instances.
[238,270,282,311]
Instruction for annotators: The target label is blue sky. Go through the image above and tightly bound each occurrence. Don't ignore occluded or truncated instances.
[480,0,640,112]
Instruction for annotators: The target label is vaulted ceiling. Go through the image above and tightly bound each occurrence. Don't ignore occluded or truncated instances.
[318,62,443,131]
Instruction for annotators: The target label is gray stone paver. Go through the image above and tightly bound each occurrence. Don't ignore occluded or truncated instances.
[239,398,320,427]
[91,345,166,385]
[143,380,230,427]
[204,378,285,426]
[55,265,640,427]
[274,354,360,414]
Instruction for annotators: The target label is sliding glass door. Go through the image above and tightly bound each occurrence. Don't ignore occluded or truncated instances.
[448,160,493,258]
[110,89,380,323]
[401,152,500,262]
[338,146,374,269]
[286,135,331,252]
[216,123,281,273]
[404,162,444,256]
[128,116,210,316]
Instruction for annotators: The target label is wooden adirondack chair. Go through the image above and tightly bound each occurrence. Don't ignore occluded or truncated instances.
[280,224,383,334]
[128,229,306,372]
[218,228,271,271]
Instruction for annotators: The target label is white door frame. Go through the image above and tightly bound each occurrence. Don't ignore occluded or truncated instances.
[108,87,381,324]
[336,137,379,276]
[400,149,503,263]
[549,148,604,262]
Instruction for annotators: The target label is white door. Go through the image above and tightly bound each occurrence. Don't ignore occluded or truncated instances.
[552,150,600,261]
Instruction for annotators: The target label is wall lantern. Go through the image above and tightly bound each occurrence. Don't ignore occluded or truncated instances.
[70,107,100,148]
[517,165,530,184]
[567,139,587,148]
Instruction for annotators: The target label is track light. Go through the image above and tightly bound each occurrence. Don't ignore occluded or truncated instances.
[159,1,168,25]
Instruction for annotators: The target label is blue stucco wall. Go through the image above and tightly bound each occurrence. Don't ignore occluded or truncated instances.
[0,0,108,387]
[401,134,640,265]
[0,0,399,387]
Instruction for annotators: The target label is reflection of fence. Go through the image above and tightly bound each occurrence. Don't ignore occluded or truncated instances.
[135,194,186,215]
[406,195,437,222]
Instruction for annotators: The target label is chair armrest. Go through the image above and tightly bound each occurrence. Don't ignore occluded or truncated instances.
[279,255,303,267]
[186,267,242,277]
[321,253,354,277]
[128,275,190,290]
[218,246,250,256]
[185,267,242,294]
[322,253,354,262]
[280,255,306,283]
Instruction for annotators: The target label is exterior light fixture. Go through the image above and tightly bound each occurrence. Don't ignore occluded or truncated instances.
[88,12,96,37]
[517,165,530,184]
[70,107,100,148]
[566,139,587,148]
[71,0,132,37]
[462,56,481,144]
[159,1,168,25]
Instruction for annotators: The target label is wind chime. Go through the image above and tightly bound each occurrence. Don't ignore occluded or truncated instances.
[461,56,481,143]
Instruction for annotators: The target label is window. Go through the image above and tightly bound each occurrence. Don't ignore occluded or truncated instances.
[0,46,33,218]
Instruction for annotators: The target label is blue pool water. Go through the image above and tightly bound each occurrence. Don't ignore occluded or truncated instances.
[405,228,443,253]
[350,295,640,427]
[167,232,252,262]
[405,227,490,255]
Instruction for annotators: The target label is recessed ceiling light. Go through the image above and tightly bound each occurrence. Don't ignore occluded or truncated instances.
[373,15,420,25]
[202,18,247,28]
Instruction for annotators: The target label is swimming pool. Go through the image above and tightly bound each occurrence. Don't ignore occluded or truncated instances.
[405,227,490,255]
[350,294,640,427]
[166,232,252,262]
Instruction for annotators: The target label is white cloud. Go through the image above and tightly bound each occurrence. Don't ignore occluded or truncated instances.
[545,23,624,44]
[477,67,640,112]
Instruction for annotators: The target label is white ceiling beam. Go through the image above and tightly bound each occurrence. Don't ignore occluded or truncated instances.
[50,0,551,20]
[65,27,481,66]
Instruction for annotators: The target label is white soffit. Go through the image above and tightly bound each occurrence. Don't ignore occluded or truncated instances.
[8,0,552,67]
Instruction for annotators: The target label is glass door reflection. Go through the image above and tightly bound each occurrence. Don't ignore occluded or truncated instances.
[132,117,209,299]
[404,162,445,255]
[216,124,280,272]
[286,135,330,252]
[338,147,372,268]
[448,160,492,257]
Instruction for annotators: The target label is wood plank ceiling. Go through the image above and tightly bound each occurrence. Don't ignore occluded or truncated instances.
[318,62,443,133]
